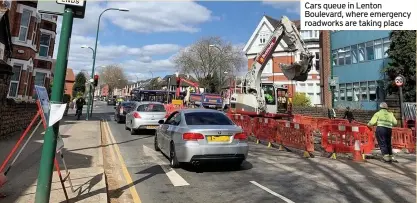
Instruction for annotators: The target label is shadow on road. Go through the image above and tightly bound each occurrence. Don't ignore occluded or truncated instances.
[181,161,253,173]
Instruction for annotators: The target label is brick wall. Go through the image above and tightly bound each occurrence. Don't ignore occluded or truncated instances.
[292,106,376,124]
[0,99,38,139]
[319,31,332,108]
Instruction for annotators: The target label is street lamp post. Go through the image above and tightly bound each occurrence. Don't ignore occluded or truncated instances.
[86,7,129,121]
[81,45,96,116]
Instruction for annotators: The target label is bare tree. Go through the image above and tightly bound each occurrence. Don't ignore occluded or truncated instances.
[99,65,128,94]
[173,36,246,88]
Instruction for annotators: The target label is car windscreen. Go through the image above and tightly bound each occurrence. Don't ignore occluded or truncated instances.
[137,104,165,112]
[184,112,234,125]
[121,102,131,107]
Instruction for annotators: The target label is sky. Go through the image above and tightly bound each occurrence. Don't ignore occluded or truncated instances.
[53,1,301,81]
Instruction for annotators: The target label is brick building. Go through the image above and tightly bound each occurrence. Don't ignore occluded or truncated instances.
[243,15,322,105]
[2,1,57,99]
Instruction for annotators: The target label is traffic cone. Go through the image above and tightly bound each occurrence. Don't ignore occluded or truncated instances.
[353,140,365,162]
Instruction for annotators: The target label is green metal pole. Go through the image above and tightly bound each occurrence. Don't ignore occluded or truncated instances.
[34,7,73,203]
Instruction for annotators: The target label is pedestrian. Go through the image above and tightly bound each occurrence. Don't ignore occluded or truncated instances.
[368,102,398,162]
[75,96,86,120]
[343,106,355,123]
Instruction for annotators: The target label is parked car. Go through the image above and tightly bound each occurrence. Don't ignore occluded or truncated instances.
[154,109,248,168]
[107,98,116,106]
[114,101,134,123]
[125,101,167,135]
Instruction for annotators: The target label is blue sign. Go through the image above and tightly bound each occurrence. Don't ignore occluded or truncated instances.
[34,85,50,122]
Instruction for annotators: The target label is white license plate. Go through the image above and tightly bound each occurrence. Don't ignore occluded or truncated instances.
[209,105,216,108]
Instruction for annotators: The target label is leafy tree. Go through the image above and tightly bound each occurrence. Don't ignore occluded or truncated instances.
[99,65,129,94]
[72,72,86,97]
[173,36,246,85]
[292,92,311,107]
[382,31,416,102]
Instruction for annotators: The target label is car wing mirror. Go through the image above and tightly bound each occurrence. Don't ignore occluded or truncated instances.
[158,120,165,124]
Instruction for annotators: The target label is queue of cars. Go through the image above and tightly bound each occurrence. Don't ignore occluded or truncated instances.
[113,101,249,169]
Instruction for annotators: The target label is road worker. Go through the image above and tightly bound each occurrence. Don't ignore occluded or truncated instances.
[368,102,398,162]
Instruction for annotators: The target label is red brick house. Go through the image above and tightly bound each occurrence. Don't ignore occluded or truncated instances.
[2,1,57,99]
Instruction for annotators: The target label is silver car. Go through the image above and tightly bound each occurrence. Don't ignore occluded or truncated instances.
[125,101,167,135]
[154,109,249,168]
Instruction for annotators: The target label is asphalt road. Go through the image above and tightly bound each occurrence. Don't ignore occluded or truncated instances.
[95,101,416,203]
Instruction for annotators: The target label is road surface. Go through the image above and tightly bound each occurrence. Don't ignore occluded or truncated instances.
[96,101,416,203]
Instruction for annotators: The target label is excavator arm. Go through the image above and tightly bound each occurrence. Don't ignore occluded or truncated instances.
[242,16,314,112]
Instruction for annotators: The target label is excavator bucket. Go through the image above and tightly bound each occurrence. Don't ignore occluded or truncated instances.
[280,53,314,82]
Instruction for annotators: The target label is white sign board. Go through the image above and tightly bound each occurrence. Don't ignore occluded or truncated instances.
[37,0,65,15]
[56,0,85,7]
[395,76,404,87]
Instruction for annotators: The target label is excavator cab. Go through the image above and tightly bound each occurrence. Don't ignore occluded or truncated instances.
[261,84,289,115]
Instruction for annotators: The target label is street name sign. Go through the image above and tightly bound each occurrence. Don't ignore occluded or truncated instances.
[56,0,85,7]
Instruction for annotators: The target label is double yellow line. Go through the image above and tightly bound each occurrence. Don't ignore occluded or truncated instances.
[101,120,142,203]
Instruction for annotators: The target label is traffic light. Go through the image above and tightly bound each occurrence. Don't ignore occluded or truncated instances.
[93,75,99,87]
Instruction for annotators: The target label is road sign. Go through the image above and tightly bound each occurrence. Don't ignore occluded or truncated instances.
[395,75,405,87]
[56,0,85,7]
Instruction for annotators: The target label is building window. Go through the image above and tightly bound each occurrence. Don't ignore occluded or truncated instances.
[383,37,390,58]
[346,83,353,101]
[332,50,337,66]
[314,31,319,38]
[259,32,268,44]
[35,72,46,86]
[41,14,53,20]
[315,52,320,71]
[39,34,51,57]
[351,45,358,63]
[365,41,374,60]
[18,9,32,42]
[32,22,38,46]
[353,82,360,101]
[360,82,368,101]
[358,43,365,62]
[374,39,383,59]
[344,46,351,65]
[368,81,377,101]
[338,50,345,66]
[8,65,22,97]
[339,84,345,101]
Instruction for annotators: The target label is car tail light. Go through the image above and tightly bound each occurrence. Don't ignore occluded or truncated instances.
[182,133,204,141]
[234,132,247,140]
[133,112,141,118]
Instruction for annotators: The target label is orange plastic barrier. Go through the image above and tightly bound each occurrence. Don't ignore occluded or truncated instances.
[230,114,253,135]
[391,127,415,153]
[253,117,276,143]
[275,121,314,152]
[320,124,374,154]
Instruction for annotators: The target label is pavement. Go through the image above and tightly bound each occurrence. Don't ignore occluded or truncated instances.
[0,104,107,203]
[98,103,416,203]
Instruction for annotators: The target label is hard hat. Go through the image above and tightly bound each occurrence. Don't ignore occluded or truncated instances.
[379,102,388,109]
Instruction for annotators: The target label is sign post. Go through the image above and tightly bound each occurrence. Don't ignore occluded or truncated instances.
[395,75,405,128]
[34,6,74,203]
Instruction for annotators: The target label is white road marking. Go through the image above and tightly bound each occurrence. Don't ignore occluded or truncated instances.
[250,181,295,203]
[143,145,190,187]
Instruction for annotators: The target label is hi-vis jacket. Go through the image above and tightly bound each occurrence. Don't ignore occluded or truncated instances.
[368,109,398,128]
